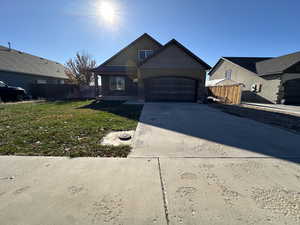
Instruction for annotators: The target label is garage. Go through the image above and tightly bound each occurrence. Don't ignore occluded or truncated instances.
[283,79,300,105]
[144,77,197,102]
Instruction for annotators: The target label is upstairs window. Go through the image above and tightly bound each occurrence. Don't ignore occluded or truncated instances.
[138,50,153,61]
[225,69,232,80]
[110,76,125,91]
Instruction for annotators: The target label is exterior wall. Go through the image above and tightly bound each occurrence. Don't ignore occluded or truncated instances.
[104,38,162,67]
[140,45,206,69]
[139,44,207,100]
[101,37,161,100]
[101,75,138,97]
[209,60,281,103]
[0,70,66,94]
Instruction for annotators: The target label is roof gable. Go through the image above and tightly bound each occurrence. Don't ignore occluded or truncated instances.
[139,39,211,70]
[96,33,162,68]
[0,45,67,79]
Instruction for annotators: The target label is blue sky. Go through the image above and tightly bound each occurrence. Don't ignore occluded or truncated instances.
[1,0,299,67]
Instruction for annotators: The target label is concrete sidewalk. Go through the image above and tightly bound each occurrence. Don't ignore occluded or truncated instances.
[0,156,299,225]
[242,102,300,116]
[0,156,167,225]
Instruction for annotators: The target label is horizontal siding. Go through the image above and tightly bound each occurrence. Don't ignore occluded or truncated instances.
[0,71,66,94]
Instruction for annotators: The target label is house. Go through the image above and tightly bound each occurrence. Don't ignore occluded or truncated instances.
[208,52,300,104]
[0,45,68,96]
[92,33,211,102]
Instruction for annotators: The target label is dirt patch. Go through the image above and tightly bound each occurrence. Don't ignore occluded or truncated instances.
[101,130,135,147]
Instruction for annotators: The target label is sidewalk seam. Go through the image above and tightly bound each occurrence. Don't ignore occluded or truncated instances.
[157,157,170,225]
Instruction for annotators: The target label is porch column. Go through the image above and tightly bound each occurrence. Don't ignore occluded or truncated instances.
[137,69,145,101]
[93,73,100,98]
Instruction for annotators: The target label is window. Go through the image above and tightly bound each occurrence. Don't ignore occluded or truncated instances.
[110,76,125,91]
[37,79,47,84]
[60,80,65,84]
[138,50,153,61]
[225,69,232,80]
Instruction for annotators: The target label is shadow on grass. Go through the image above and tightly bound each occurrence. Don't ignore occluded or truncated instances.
[78,100,143,121]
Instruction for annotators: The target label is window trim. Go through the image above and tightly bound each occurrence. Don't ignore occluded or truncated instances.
[36,79,47,84]
[138,49,153,61]
[109,76,125,91]
[225,69,232,80]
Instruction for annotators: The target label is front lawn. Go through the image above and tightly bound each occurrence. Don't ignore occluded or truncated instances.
[0,100,143,157]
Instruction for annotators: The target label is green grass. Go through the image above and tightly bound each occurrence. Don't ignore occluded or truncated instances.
[0,100,143,157]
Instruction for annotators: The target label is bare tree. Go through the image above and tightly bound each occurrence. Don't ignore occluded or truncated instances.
[65,52,96,85]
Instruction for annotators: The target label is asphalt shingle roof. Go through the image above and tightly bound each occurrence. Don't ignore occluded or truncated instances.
[223,57,272,74]
[255,51,300,75]
[0,45,67,79]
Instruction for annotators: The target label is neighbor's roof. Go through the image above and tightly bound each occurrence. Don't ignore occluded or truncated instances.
[139,39,211,70]
[0,45,68,79]
[223,57,272,74]
[256,51,300,75]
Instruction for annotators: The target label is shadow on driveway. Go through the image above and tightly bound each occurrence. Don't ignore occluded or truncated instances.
[130,103,300,163]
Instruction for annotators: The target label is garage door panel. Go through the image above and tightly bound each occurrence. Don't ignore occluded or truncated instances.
[145,77,197,102]
[284,79,300,105]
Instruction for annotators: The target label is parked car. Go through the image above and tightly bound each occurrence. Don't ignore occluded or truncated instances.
[0,81,27,102]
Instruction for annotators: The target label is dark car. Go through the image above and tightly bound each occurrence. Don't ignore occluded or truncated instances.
[0,81,27,102]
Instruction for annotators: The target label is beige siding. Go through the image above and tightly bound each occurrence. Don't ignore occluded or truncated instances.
[139,44,206,81]
[209,60,280,103]
[140,45,205,69]
[104,38,161,67]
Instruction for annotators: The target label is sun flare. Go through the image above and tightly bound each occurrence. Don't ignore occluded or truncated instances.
[98,1,116,24]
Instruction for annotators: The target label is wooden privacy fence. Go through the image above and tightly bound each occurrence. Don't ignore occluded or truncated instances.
[208,84,242,104]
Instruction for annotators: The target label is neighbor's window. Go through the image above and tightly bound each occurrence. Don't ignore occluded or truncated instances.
[225,69,232,80]
[138,50,153,61]
[110,76,125,91]
[37,79,47,84]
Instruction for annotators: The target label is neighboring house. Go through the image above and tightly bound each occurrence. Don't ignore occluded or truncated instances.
[208,52,300,104]
[92,33,211,102]
[0,45,68,95]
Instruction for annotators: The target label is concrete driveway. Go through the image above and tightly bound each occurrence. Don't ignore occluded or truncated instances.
[131,103,300,158]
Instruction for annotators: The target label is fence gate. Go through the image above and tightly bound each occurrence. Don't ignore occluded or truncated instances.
[208,84,242,104]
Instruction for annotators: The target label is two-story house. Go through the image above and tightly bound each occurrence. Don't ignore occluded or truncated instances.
[92,33,211,102]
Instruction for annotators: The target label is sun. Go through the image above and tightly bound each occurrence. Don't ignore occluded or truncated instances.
[98,1,116,24]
